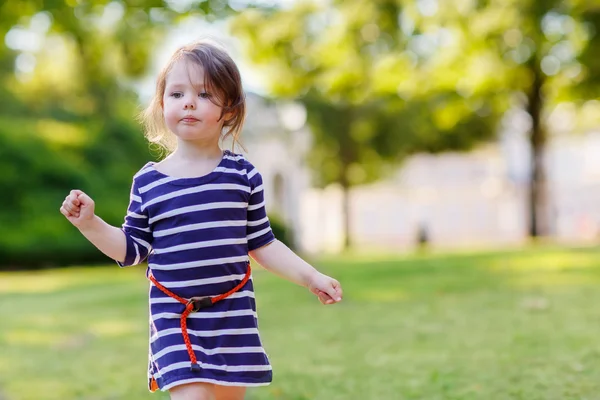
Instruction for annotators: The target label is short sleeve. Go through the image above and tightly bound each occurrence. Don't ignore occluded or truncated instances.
[117,178,153,267]
[246,168,276,251]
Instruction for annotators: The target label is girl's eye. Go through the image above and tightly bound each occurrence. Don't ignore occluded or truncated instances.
[199,92,211,99]
[170,92,183,99]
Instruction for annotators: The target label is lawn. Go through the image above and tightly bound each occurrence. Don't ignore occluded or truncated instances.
[2,246,600,399]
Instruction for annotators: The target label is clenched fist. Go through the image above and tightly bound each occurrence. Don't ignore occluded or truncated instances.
[308,272,343,305]
[60,190,96,228]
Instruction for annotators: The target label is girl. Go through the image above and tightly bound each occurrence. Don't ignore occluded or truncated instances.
[59,40,343,400]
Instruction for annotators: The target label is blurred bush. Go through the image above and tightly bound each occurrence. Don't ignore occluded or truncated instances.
[268,214,295,250]
[0,114,151,270]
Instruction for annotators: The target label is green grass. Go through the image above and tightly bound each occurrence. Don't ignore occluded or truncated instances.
[3,246,600,399]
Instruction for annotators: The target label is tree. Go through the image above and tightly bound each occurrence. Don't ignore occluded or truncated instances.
[0,0,245,267]
[231,1,498,248]
[233,0,600,244]
[411,0,600,237]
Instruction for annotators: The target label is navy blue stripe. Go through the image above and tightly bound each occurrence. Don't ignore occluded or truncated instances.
[154,226,247,249]
[154,348,269,367]
[150,261,249,282]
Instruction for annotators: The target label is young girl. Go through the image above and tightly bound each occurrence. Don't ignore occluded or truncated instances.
[59,40,343,400]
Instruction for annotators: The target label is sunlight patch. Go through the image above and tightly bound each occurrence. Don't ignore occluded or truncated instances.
[489,252,598,271]
[89,320,137,337]
[0,266,141,294]
[0,275,74,294]
[355,289,408,302]
[511,272,595,288]
[4,330,64,346]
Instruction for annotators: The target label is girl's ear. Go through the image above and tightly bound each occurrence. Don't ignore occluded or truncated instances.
[220,107,236,124]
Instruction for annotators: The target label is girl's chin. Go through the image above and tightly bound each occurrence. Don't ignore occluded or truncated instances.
[174,132,220,142]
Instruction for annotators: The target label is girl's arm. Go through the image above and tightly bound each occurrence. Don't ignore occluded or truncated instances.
[60,190,127,263]
[249,240,343,305]
[77,216,127,263]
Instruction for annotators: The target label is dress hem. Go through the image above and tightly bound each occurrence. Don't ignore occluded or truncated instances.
[156,375,272,392]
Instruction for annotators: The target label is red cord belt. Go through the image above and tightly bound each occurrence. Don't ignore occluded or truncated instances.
[148,263,252,372]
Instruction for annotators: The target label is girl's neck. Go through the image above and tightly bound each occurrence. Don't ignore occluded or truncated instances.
[172,139,223,162]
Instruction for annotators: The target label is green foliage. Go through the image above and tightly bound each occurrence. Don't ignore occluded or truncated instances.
[0,113,151,268]
[230,1,513,191]
[233,0,600,240]
[0,1,248,267]
[232,0,599,185]
[268,214,294,250]
[302,92,498,187]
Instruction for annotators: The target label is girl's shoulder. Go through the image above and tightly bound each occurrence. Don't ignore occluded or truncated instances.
[221,151,263,185]
[222,150,256,171]
[130,161,158,186]
[222,150,248,165]
[133,161,156,177]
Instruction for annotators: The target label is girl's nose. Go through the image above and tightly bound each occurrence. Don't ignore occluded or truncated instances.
[184,98,196,110]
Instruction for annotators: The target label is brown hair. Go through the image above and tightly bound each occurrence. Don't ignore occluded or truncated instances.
[140,40,246,154]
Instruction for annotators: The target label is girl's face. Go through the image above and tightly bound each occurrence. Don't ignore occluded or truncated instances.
[162,59,228,144]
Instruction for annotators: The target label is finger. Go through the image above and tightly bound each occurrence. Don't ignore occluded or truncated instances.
[333,280,343,300]
[76,192,94,207]
[317,290,331,304]
[69,190,83,206]
[61,202,73,215]
[63,201,80,215]
[60,206,75,218]
[317,290,337,305]
[64,193,80,209]
[324,282,342,302]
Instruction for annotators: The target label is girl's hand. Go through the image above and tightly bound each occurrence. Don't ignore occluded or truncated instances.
[308,272,343,305]
[60,190,96,228]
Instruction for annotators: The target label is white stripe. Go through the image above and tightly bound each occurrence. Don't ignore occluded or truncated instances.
[248,200,265,211]
[247,216,268,227]
[160,377,269,391]
[214,167,246,175]
[250,184,263,195]
[157,361,271,376]
[127,211,147,219]
[150,273,249,290]
[224,154,245,161]
[133,242,140,265]
[132,236,151,250]
[150,290,254,305]
[138,176,178,194]
[130,194,142,203]
[154,220,246,238]
[133,165,153,179]
[149,255,249,271]
[247,168,258,179]
[153,344,265,360]
[151,327,258,340]
[124,224,151,233]
[145,183,250,208]
[151,309,257,325]
[153,238,247,255]
[247,227,271,241]
[149,202,248,225]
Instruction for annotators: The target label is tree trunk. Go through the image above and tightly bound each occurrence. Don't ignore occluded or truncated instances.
[339,107,355,250]
[527,62,547,238]
[340,175,351,250]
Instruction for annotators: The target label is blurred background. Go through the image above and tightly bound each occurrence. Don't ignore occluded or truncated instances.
[1,0,600,399]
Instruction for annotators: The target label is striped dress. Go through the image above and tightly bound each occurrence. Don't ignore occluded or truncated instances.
[117,150,276,392]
